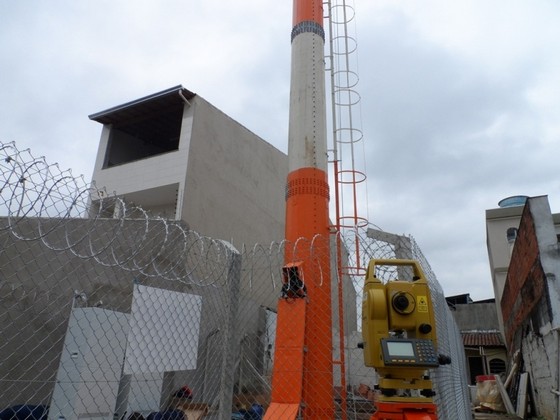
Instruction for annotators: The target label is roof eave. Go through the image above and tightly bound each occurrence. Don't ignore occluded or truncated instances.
[88,85,196,123]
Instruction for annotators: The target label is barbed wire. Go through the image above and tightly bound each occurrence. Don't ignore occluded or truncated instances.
[0,141,408,292]
[1,142,237,286]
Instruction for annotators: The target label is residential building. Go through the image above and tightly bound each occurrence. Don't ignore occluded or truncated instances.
[486,195,560,418]
[446,294,507,385]
[88,85,287,248]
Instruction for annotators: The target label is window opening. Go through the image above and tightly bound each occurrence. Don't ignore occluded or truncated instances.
[488,358,506,375]
[103,105,183,168]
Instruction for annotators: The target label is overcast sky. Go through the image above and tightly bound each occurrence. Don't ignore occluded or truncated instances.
[1,1,559,301]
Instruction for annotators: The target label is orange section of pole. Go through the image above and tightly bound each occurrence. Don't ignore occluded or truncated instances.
[267,299,306,403]
[285,167,333,419]
[285,168,329,239]
[293,0,323,26]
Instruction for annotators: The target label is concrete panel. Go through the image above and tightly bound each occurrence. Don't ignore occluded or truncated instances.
[183,97,287,248]
[49,308,129,420]
[453,303,500,331]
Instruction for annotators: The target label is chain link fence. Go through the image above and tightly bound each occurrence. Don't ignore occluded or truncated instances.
[1,142,469,419]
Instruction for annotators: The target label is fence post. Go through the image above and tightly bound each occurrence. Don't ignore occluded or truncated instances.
[218,241,241,419]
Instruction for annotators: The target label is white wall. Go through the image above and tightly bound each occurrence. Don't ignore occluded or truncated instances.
[485,206,523,334]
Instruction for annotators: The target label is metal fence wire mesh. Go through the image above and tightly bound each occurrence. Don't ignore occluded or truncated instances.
[0,142,470,420]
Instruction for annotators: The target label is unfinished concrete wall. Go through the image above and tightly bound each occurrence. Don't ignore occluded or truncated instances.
[183,96,287,247]
[501,196,560,419]
[0,218,234,410]
[453,302,500,331]
[521,330,558,419]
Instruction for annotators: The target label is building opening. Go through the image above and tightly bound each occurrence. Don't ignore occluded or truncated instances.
[103,104,183,168]
[89,86,195,168]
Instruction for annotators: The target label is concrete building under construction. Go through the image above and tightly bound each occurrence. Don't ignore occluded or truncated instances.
[88,85,287,248]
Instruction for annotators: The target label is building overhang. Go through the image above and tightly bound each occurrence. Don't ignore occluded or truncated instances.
[88,85,196,125]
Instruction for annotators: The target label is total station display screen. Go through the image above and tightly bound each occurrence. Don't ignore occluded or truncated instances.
[386,341,415,357]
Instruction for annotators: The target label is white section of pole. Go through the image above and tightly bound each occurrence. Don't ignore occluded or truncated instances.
[288,31,327,172]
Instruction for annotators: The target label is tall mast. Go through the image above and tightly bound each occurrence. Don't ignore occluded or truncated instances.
[265,0,334,418]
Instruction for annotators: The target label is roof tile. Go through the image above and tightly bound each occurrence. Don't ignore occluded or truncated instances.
[462,331,504,347]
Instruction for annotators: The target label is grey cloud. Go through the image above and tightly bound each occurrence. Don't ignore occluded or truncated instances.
[355,12,553,298]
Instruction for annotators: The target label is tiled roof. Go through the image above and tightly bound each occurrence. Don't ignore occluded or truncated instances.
[462,331,504,347]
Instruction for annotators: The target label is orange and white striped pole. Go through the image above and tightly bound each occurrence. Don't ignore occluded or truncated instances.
[265,1,333,419]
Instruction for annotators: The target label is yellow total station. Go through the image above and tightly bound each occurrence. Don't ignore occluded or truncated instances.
[361,259,446,402]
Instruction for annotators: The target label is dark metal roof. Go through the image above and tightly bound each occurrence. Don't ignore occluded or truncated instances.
[88,85,196,125]
[446,294,473,306]
[462,331,505,347]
